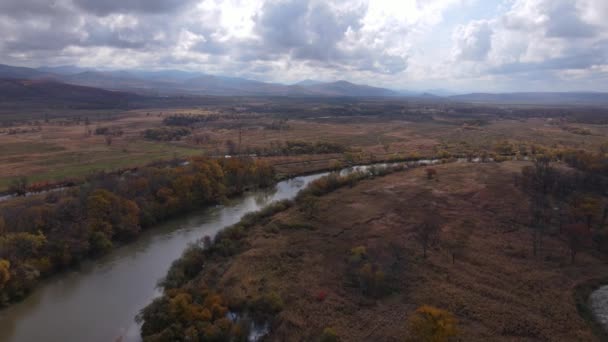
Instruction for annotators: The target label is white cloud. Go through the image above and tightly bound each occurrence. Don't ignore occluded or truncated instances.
[452,20,493,61]
[0,0,606,91]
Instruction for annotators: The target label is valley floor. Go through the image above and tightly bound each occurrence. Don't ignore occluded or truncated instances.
[192,161,607,341]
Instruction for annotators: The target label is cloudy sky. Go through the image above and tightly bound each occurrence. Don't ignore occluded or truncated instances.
[1,0,607,92]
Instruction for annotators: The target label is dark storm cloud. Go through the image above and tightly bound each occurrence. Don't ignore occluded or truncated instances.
[72,0,196,16]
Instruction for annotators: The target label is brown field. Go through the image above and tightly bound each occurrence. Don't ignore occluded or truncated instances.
[191,161,607,341]
[2,103,608,191]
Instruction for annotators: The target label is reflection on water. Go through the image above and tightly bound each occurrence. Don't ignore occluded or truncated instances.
[0,173,325,342]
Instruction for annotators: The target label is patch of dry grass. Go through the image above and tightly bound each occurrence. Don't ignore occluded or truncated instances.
[192,162,607,341]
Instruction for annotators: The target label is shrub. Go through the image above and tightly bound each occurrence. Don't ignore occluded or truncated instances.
[316,290,328,302]
[408,305,458,342]
[249,291,284,318]
[143,127,191,141]
[320,327,339,342]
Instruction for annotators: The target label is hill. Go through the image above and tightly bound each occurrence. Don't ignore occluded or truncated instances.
[0,64,55,80]
[140,161,607,341]
[304,80,399,97]
[450,92,608,106]
[0,64,401,97]
[0,78,140,109]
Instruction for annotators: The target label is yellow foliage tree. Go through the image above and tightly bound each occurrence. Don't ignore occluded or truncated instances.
[0,215,6,234]
[0,259,10,289]
[408,305,458,342]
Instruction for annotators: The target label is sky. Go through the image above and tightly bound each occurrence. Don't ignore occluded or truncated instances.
[1,0,607,92]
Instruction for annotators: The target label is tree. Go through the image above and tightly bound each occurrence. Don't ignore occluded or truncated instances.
[562,223,591,263]
[415,216,441,258]
[9,176,28,196]
[0,259,10,289]
[571,195,601,231]
[529,195,552,257]
[300,195,319,219]
[0,215,6,234]
[443,220,472,264]
[86,189,141,241]
[520,156,556,196]
[408,305,458,342]
[225,139,237,155]
[320,327,339,342]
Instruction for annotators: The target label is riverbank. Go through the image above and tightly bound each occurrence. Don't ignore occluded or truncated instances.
[575,278,608,341]
[0,157,275,309]
[139,161,608,341]
[0,171,334,342]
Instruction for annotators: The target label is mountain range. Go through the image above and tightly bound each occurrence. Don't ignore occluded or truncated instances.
[0,63,607,105]
[0,64,400,97]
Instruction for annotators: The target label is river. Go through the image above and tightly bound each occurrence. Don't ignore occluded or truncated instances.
[0,159,463,342]
[590,285,608,334]
[0,172,331,342]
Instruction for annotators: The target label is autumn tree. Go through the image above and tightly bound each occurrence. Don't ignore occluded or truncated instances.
[8,176,28,196]
[443,220,472,264]
[86,189,140,244]
[562,223,591,263]
[0,259,10,289]
[529,195,552,257]
[320,327,339,342]
[408,305,458,342]
[425,168,437,180]
[300,195,319,219]
[0,215,6,234]
[415,215,441,258]
[570,195,601,231]
[520,156,556,196]
[225,139,237,155]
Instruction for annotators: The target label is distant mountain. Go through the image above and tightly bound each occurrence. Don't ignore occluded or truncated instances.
[424,88,456,96]
[0,64,56,80]
[0,78,139,108]
[294,79,323,86]
[449,92,608,105]
[0,63,402,97]
[36,65,90,75]
[304,80,399,97]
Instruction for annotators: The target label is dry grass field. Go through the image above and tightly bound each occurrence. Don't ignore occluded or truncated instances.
[188,161,608,341]
[2,105,608,191]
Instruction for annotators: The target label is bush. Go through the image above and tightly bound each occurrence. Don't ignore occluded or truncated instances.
[143,127,191,141]
[408,305,458,342]
[249,291,284,318]
[320,327,339,342]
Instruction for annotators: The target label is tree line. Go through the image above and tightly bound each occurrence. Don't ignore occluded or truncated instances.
[518,149,608,262]
[0,157,274,307]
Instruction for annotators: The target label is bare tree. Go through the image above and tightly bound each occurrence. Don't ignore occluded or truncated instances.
[562,223,590,263]
[415,215,441,258]
[225,139,237,155]
[443,220,473,264]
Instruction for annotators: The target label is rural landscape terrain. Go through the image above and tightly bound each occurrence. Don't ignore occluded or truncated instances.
[2,1,608,341]
[1,62,608,341]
